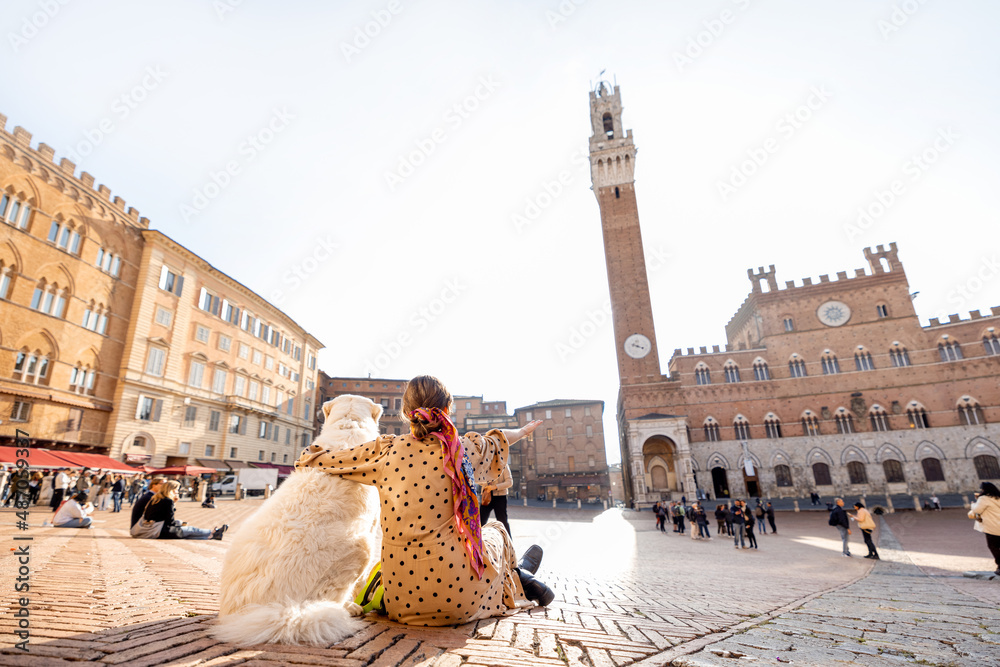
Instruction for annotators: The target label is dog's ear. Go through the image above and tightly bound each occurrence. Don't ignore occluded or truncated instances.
[322,400,335,421]
[371,401,383,423]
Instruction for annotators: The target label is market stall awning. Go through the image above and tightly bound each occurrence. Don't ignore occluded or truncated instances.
[225,459,252,469]
[0,446,75,469]
[195,459,230,470]
[252,463,294,476]
[48,451,140,474]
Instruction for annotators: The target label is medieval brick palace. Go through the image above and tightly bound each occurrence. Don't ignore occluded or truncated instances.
[587,83,1000,506]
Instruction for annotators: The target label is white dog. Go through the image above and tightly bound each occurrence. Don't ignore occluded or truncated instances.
[214,395,383,646]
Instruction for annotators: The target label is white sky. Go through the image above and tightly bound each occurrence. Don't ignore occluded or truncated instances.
[3,1,998,464]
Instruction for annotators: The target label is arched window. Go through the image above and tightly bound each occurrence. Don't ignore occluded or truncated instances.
[764,415,782,439]
[984,333,1000,356]
[921,458,945,482]
[602,112,614,139]
[958,397,986,425]
[938,339,963,362]
[883,459,905,483]
[835,408,855,434]
[0,192,31,229]
[0,261,14,301]
[854,349,874,371]
[734,416,751,440]
[703,417,720,442]
[906,403,930,429]
[724,362,741,383]
[889,344,911,367]
[81,302,109,335]
[30,281,68,318]
[975,455,1000,480]
[783,317,794,332]
[753,359,771,381]
[821,352,840,375]
[788,355,807,378]
[95,247,122,277]
[47,219,82,255]
[13,350,50,385]
[801,413,820,436]
[847,461,868,484]
[870,405,891,432]
[694,364,711,385]
[774,464,793,487]
[812,462,832,486]
[69,365,96,395]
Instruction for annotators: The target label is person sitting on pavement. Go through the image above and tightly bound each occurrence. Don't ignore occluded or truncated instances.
[131,476,165,529]
[53,492,95,528]
[141,480,228,540]
[969,482,1000,576]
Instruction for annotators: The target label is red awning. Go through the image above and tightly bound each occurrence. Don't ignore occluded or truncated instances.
[151,465,218,476]
[0,446,75,469]
[48,451,140,474]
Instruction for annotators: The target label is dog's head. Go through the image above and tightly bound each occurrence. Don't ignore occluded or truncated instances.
[315,395,383,451]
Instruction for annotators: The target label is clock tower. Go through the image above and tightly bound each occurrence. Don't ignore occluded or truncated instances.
[590,83,663,385]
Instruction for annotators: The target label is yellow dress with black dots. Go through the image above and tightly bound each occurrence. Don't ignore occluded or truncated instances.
[295,429,533,626]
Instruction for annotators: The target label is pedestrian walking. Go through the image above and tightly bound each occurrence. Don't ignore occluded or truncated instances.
[655,502,667,532]
[480,463,513,537]
[969,482,1000,576]
[111,475,125,512]
[755,502,767,534]
[27,471,43,505]
[744,503,758,549]
[850,502,879,559]
[129,474,143,505]
[694,503,711,539]
[730,501,746,549]
[766,502,777,534]
[810,492,820,506]
[829,497,852,557]
[49,468,71,512]
[97,473,113,511]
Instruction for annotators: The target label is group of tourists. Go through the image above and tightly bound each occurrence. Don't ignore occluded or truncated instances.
[651,498,777,549]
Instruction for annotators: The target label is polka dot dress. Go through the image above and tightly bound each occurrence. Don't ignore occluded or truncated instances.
[295,430,532,626]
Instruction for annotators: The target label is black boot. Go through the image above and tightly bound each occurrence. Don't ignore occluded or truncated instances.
[516,568,555,606]
[519,545,543,574]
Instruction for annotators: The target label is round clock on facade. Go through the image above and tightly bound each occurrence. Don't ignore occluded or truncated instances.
[817,301,851,327]
[624,333,651,359]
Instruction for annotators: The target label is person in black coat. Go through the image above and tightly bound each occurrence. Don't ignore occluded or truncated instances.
[131,477,164,529]
[141,481,226,540]
[829,497,852,556]
[111,475,126,513]
[730,501,746,548]
[766,502,777,533]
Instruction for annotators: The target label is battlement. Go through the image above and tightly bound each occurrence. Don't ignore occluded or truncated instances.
[923,306,1000,329]
[0,112,150,230]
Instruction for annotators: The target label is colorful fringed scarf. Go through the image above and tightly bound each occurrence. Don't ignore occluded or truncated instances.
[409,407,485,579]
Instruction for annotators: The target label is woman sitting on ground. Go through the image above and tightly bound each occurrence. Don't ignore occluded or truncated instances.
[142,480,228,540]
[296,374,552,627]
[53,492,95,528]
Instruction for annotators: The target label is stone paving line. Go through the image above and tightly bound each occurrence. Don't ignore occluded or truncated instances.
[667,519,1000,666]
[0,502,998,666]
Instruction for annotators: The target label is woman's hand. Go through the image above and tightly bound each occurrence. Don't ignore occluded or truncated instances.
[503,420,543,444]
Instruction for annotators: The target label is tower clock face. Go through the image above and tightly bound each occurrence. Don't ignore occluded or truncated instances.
[817,301,851,327]
[624,333,652,359]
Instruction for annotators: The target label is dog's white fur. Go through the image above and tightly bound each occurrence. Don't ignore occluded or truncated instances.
[214,395,383,646]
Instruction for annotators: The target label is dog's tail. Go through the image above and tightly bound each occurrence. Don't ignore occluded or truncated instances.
[213,601,362,646]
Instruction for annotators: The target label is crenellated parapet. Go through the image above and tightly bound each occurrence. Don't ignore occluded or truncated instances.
[0,112,150,230]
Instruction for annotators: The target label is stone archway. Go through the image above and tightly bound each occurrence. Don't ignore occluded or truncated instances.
[643,436,679,492]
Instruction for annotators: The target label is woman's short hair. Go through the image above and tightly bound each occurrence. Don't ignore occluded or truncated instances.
[980,481,1000,498]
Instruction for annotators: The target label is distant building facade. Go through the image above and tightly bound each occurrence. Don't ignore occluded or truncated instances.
[513,399,609,502]
[0,113,322,467]
[588,84,1000,507]
[316,373,407,436]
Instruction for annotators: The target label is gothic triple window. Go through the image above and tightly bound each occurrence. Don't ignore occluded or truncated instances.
[703,419,720,442]
[870,406,891,432]
[802,414,820,437]
[958,399,985,425]
[764,416,782,439]
[0,193,31,229]
[854,350,875,371]
[985,334,1000,356]
[938,340,963,362]
[789,357,807,378]
[752,360,771,381]
[13,351,50,385]
[724,362,741,383]
[906,405,930,429]
[835,411,856,434]
[821,353,841,375]
[889,346,911,367]
[694,365,711,385]
[734,417,751,441]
